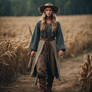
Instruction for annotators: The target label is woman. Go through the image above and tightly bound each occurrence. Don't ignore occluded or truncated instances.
[29,3,66,92]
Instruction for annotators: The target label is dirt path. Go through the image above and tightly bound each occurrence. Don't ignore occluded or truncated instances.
[0,55,83,92]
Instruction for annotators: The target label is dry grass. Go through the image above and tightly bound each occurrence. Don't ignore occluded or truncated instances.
[0,15,92,85]
[0,40,30,84]
[57,15,92,57]
[80,53,92,92]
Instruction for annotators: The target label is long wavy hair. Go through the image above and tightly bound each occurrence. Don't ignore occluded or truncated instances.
[40,13,57,32]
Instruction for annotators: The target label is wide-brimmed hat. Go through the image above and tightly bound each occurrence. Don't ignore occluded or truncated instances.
[39,3,58,13]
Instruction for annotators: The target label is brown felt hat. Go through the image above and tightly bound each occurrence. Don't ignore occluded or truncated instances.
[39,3,58,13]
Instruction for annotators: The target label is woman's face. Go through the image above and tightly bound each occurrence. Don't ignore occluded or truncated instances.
[44,8,53,17]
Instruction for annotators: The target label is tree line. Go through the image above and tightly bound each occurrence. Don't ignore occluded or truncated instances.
[0,0,92,16]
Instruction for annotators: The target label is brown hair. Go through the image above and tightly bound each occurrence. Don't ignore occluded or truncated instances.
[40,13,57,32]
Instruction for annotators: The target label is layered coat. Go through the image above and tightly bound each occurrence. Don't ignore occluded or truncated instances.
[29,20,66,80]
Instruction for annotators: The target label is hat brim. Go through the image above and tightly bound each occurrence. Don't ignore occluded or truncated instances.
[39,6,58,13]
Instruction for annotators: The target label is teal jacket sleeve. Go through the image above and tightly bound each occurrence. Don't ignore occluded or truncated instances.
[56,22,66,51]
[30,21,40,51]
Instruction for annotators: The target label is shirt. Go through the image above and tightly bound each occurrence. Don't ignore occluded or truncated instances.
[30,20,66,51]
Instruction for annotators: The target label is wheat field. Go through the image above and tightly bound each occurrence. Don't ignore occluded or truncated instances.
[0,15,92,92]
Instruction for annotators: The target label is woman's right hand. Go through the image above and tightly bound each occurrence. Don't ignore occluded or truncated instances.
[31,51,35,57]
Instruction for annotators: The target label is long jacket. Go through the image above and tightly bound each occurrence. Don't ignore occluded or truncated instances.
[29,20,66,80]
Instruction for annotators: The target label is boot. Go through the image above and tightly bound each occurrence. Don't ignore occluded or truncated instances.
[47,76,54,92]
[39,77,48,92]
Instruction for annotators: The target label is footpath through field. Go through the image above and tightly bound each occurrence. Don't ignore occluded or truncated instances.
[0,56,83,92]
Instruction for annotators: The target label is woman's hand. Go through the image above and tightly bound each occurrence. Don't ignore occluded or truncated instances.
[31,51,36,57]
[58,50,63,56]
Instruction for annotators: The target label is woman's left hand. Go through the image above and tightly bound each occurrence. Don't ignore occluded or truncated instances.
[58,50,63,56]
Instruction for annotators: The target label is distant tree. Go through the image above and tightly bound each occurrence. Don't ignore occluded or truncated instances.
[63,0,92,15]
[62,0,72,15]
[0,0,11,16]
[10,0,27,16]
[55,0,67,15]
[0,0,92,16]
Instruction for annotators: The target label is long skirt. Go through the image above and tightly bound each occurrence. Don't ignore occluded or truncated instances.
[36,41,59,78]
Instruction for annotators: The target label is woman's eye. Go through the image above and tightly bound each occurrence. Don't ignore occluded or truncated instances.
[45,9,52,11]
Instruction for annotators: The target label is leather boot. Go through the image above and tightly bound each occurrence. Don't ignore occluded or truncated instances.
[47,76,54,92]
[39,77,48,92]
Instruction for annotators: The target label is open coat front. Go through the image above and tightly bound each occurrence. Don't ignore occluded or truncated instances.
[29,21,66,80]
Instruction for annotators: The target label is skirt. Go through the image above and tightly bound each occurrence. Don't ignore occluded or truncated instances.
[36,41,59,78]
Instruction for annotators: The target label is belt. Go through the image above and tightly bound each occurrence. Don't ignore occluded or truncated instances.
[40,37,55,41]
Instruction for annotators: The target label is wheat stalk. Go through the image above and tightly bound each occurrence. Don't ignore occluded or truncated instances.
[80,54,92,92]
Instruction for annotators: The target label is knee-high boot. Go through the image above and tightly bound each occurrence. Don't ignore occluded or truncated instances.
[39,77,48,92]
[47,76,54,92]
